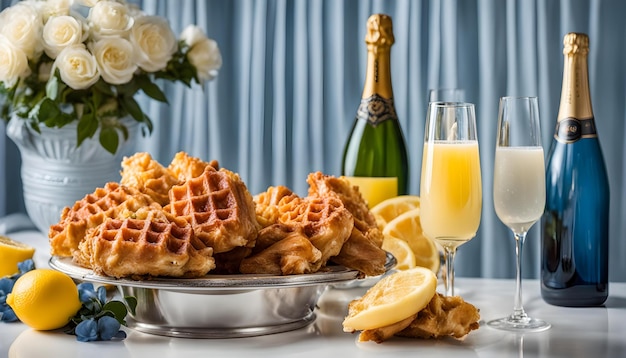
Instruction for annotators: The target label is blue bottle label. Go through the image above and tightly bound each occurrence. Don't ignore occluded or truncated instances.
[358,94,397,126]
[554,117,597,143]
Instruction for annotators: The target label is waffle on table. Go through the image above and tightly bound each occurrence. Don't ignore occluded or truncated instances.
[49,152,388,278]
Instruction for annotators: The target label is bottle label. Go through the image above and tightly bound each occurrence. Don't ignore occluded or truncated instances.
[358,94,397,126]
[554,117,597,143]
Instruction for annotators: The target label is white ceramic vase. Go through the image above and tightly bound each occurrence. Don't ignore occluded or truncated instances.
[6,117,138,234]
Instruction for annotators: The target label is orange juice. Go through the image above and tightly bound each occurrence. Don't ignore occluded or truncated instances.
[343,176,398,208]
[420,141,482,248]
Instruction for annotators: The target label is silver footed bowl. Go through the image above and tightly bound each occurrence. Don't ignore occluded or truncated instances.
[49,253,395,338]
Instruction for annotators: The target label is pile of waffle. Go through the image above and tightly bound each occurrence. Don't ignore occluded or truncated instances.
[49,152,387,279]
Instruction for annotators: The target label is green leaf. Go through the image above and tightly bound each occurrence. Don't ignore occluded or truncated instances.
[137,76,168,103]
[102,301,128,325]
[125,296,137,316]
[37,98,62,123]
[120,96,144,122]
[77,112,98,147]
[94,79,115,96]
[99,126,119,154]
[142,114,154,134]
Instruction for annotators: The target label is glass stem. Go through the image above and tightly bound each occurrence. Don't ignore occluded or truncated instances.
[444,246,456,296]
[512,232,528,321]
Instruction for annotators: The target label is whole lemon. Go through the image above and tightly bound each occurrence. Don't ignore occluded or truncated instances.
[6,269,82,330]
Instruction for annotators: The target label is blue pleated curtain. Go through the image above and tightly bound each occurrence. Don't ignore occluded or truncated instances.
[1,0,625,281]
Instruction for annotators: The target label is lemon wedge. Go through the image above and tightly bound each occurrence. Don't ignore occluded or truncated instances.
[371,195,420,230]
[0,236,35,277]
[381,235,416,270]
[382,208,440,274]
[342,267,437,331]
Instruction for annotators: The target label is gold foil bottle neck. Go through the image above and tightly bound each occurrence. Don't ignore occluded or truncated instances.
[361,14,394,99]
[365,14,394,50]
[563,32,589,55]
[557,32,593,122]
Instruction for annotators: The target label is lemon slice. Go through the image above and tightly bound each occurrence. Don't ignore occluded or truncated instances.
[381,235,416,270]
[382,208,440,274]
[371,195,420,230]
[0,236,35,277]
[342,267,437,331]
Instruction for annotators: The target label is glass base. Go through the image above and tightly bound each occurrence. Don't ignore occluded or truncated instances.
[487,315,551,332]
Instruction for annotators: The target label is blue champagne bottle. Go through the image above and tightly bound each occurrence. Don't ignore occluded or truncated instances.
[541,33,609,306]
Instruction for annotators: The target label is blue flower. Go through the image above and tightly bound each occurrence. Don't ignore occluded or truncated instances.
[77,283,97,304]
[17,260,34,275]
[0,277,17,322]
[72,282,130,342]
[96,285,107,304]
[0,277,14,300]
[0,306,17,322]
[75,318,99,342]
[97,315,122,340]
[75,316,125,342]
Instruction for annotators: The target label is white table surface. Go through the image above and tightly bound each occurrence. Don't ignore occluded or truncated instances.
[1,230,625,358]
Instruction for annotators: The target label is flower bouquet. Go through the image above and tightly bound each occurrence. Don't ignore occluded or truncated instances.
[0,0,222,153]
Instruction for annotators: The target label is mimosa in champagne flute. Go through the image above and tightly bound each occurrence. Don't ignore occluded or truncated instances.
[488,96,550,332]
[426,88,465,286]
[420,102,482,297]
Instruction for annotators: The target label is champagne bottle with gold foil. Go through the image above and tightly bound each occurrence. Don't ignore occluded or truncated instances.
[341,14,409,207]
[541,33,609,306]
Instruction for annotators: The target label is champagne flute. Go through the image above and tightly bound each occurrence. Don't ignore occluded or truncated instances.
[427,88,465,286]
[420,102,482,297]
[487,96,551,332]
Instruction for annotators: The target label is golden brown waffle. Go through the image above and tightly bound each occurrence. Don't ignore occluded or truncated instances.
[242,192,353,274]
[166,166,259,255]
[240,230,323,275]
[168,151,219,181]
[120,152,180,206]
[277,194,353,263]
[306,172,387,276]
[253,185,299,228]
[307,172,377,227]
[77,208,214,278]
[49,182,158,257]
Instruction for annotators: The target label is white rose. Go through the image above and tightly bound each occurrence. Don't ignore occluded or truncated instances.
[180,25,206,48]
[88,1,133,39]
[130,16,177,73]
[0,35,30,88]
[43,16,83,59]
[92,38,137,85]
[187,38,222,83]
[0,2,43,60]
[40,0,72,20]
[53,44,100,90]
